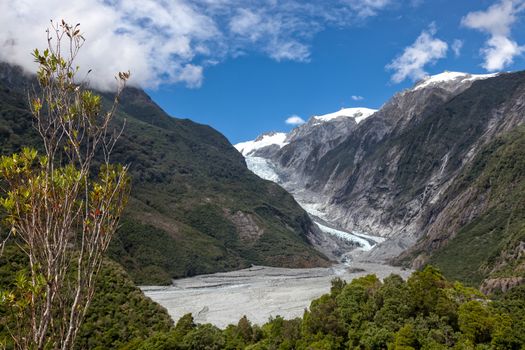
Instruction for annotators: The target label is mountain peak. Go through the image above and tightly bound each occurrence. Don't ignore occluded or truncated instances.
[312,107,378,124]
[413,71,499,91]
[235,132,288,156]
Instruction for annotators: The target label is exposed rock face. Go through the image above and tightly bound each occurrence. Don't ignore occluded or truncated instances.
[310,74,525,239]
[242,73,519,238]
[480,277,525,295]
[237,71,525,283]
[225,210,264,242]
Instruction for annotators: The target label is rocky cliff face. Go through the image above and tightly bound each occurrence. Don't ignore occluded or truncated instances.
[240,73,512,237]
[307,73,524,240]
[237,71,525,285]
[278,108,376,175]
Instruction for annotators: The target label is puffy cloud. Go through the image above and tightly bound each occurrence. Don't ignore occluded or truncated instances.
[351,95,364,101]
[480,35,523,71]
[452,39,464,57]
[386,23,448,83]
[285,115,306,125]
[0,0,217,90]
[461,0,525,71]
[461,0,520,36]
[0,0,392,90]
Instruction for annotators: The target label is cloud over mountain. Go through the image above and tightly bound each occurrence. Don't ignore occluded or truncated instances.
[462,0,525,71]
[0,0,392,90]
[386,23,448,83]
[285,115,306,125]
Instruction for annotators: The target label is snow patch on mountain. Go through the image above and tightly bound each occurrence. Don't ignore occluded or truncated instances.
[315,222,385,251]
[235,132,288,156]
[413,71,498,91]
[244,157,281,183]
[300,202,328,220]
[312,107,377,124]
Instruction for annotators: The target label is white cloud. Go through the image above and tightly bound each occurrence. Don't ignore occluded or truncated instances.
[452,39,464,57]
[481,36,523,71]
[285,115,306,125]
[269,40,311,62]
[351,95,364,101]
[461,0,525,71]
[344,0,392,18]
[386,23,448,83]
[0,0,217,90]
[461,0,519,36]
[0,0,392,90]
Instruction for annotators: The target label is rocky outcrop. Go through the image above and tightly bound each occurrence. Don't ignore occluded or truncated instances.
[225,210,264,242]
[480,277,525,295]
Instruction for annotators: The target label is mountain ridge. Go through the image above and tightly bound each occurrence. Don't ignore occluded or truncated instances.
[236,69,525,288]
[0,62,330,285]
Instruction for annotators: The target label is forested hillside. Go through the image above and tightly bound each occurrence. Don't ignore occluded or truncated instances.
[0,246,174,349]
[0,63,329,285]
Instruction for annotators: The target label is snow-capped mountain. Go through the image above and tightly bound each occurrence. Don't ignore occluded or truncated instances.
[235,106,378,161]
[412,71,499,91]
[312,107,377,124]
[235,132,288,157]
[236,71,525,266]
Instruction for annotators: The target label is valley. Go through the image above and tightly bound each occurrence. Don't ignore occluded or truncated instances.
[144,71,525,327]
[142,263,411,328]
[144,122,406,327]
[2,3,525,347]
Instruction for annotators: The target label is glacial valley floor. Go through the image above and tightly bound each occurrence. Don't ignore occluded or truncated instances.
[142,262,411,328]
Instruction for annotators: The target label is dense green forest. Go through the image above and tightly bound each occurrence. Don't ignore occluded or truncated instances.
[127,267,525,349]
[3,244,524,349]
[0,245,174,349]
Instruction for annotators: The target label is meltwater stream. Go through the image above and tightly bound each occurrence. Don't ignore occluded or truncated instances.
[142,156,408,327]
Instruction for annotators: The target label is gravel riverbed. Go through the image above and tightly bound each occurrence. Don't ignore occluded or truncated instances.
[142,262,411,328]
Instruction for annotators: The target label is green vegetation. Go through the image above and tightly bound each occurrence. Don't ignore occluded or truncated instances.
[0,63,328,285]
[425,126,525,286]
[4,242,524,349]
[0,23,132,349]
[127,267,525,349]
[3,243,525,350]
[0,245,174,349]
[75,259,173,350]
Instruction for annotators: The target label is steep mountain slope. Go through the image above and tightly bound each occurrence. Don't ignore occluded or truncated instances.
[398,126,525,287]
[237,71,525,288]
[235,107,378,212]
[0,63,329,284]
[306,72,517,240]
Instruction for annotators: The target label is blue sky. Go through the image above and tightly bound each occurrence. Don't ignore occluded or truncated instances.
[145,0,525,143]
[2,0,525,144]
